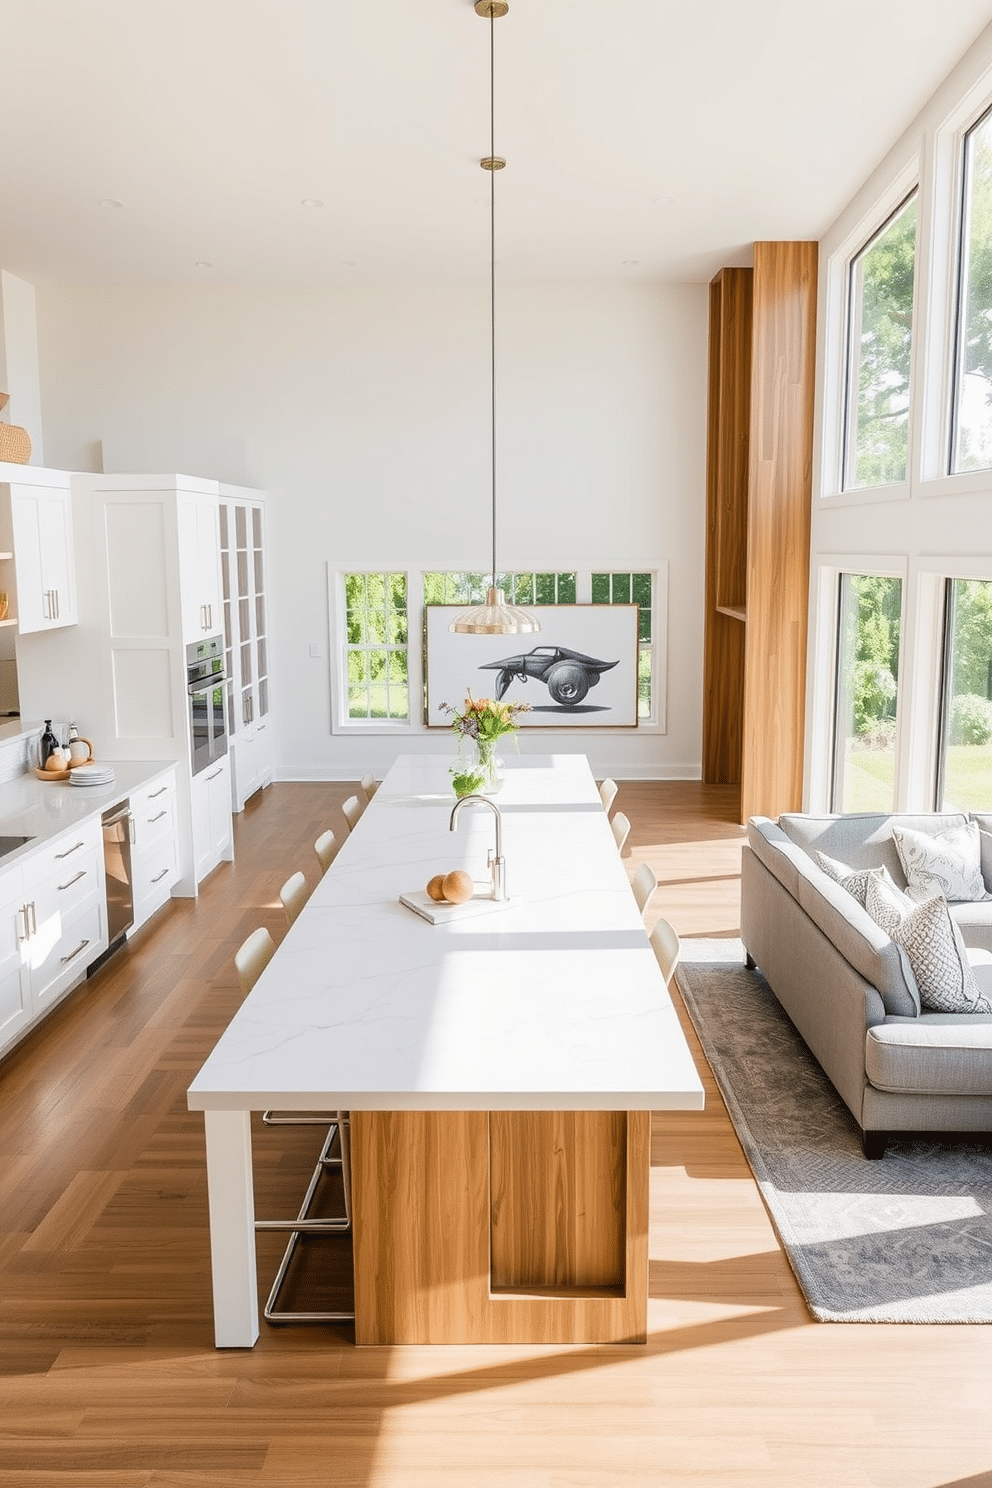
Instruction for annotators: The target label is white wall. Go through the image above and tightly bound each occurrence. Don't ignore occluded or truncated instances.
[34,280,708,781]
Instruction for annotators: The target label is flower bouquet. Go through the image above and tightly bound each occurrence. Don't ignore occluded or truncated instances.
[441,692,530,796]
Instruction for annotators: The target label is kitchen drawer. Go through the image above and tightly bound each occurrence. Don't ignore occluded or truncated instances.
[133,834,179,932]
[29,843,103,925]
[131,774,178,855]
[31,897,105,1013]
[23,818,102,893]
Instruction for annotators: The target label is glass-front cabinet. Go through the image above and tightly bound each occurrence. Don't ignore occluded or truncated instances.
[219,488,272,811]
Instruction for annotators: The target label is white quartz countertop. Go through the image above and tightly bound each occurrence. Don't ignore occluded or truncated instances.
[0,758,177,867]
[188,752,704,1114]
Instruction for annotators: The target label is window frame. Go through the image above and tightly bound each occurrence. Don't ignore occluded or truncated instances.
[328,561,669,736]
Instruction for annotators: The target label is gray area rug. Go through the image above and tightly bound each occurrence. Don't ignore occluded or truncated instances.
[675,939,992,1322]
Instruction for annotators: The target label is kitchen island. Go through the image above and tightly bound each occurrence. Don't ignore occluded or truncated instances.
[188,753,704,1347]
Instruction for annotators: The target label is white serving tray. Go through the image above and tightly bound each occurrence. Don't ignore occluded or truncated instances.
[399,889,515,925]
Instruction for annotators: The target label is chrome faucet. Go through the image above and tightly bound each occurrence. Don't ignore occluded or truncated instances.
[449,794,507,901]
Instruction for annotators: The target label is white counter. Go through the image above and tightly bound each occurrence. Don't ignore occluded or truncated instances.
[188,752,704,1348]
[0,758,177,866]
[189,752,703,1113]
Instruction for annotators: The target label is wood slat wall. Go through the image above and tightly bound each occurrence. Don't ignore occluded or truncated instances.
[703,244,817,822]
[703,268,751,784]
[741,241,817,824]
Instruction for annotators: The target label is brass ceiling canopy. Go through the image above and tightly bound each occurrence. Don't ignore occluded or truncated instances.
[451,0,539,638]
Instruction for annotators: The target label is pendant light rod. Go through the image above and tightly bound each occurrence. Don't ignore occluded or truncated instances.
[450,0,538,636]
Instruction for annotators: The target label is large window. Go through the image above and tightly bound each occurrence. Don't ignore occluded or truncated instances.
[592,571,653,720]
[344,572,409,721]
[937,578,992,810]
[337,567,661,729]
[952,108,992,473]
[831,574,902,811]
[844,192,918,490]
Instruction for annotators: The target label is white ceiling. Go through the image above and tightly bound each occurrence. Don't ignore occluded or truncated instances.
[1,0,990,287]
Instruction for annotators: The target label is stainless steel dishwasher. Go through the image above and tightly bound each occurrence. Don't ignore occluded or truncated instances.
[102,801,134,948]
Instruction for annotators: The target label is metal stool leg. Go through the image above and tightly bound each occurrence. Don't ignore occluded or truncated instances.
[259,1115,354,1325]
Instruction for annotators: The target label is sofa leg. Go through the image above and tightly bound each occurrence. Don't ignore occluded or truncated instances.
[862,1130,888,1160]
[744,951,756,970]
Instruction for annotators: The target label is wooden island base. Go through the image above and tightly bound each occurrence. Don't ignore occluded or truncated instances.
[351,1109,649,1345]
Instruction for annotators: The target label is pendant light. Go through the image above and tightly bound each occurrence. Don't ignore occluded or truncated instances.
[449,0,540,636]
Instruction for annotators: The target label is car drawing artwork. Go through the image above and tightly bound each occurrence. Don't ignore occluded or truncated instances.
[480,646,619,706]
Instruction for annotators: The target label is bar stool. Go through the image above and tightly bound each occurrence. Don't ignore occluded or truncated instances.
[233,928,353,1326]
[342,795,364,835]
[599,777,618,813]
[361,772,379,802]
[650,917,681,988]
[611,811,631,854]
[279,871,310,927]
[314,829,339,876]
[631,862,657,916]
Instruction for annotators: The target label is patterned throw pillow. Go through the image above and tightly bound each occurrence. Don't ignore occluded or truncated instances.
[815,851,889,909]
[891,821,991,903]
[889,892,992,1014]
[864,871,915,938]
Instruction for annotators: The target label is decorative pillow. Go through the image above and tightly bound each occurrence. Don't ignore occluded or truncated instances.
[889,892,992,1014]
[864,871,915,938]
[815,851,889,909]
[891,821,991,903]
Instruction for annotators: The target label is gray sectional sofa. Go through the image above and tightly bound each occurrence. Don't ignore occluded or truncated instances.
[741,810,992,1158]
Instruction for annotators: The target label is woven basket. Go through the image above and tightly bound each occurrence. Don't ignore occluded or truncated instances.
[0,423,31,464]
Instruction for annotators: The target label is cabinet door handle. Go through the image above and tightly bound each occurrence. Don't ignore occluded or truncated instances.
[206,767,222,782]
[18,905,29,941]
[43,589,51,620]
[149,786,168,799]
[28,901,37,938]
[58,870,86,892]
[54,841,86,859]
[54,589,60,619]
[60,938,90,965]
[151,867,170,884]
[149,810,167,823]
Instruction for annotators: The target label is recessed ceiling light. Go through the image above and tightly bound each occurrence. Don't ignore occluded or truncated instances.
[301,198,325,209]
[99,199,124,209]
[194,261,214,269]
[341,260,358,268]
[652,195,675,207]
[622,259,641,267]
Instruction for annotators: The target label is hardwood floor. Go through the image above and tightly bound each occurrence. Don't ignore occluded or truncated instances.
[0,778,990,1487]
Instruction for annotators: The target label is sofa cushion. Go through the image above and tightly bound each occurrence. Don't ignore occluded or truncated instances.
[949,899,992,953]
[892,820,991,903]
[815,851,889,908]
[792,867,920,1017]
[890,892,992,1014]
[779,811,968,889]
[866,1020,992,1097]
[865,871,914,937]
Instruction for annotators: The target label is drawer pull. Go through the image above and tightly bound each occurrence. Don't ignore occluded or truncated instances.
[149,810,168,823]
[59,938,90,965]
[151,868,171,884]
[54,841,86,860]
[58,870,86,892]
[148,786,168,799]
[206,767,222,782]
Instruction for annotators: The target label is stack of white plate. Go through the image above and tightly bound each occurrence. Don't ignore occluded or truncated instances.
[69,763,116,787]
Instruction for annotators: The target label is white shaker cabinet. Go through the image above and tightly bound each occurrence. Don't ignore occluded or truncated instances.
[131,768,181,931]
[178,489,223,645]
[0,465,77,633]
[219,489,273,812]
[191,756,234,883]
[22,817,107,1014]
[0,863,30,1050]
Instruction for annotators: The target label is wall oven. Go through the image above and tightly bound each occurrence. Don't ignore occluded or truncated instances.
[187,636,228,777]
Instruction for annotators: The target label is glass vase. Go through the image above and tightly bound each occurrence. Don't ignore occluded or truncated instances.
[450,737,505,797]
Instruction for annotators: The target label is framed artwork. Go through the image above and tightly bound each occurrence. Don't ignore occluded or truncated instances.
[425,604,639,728]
